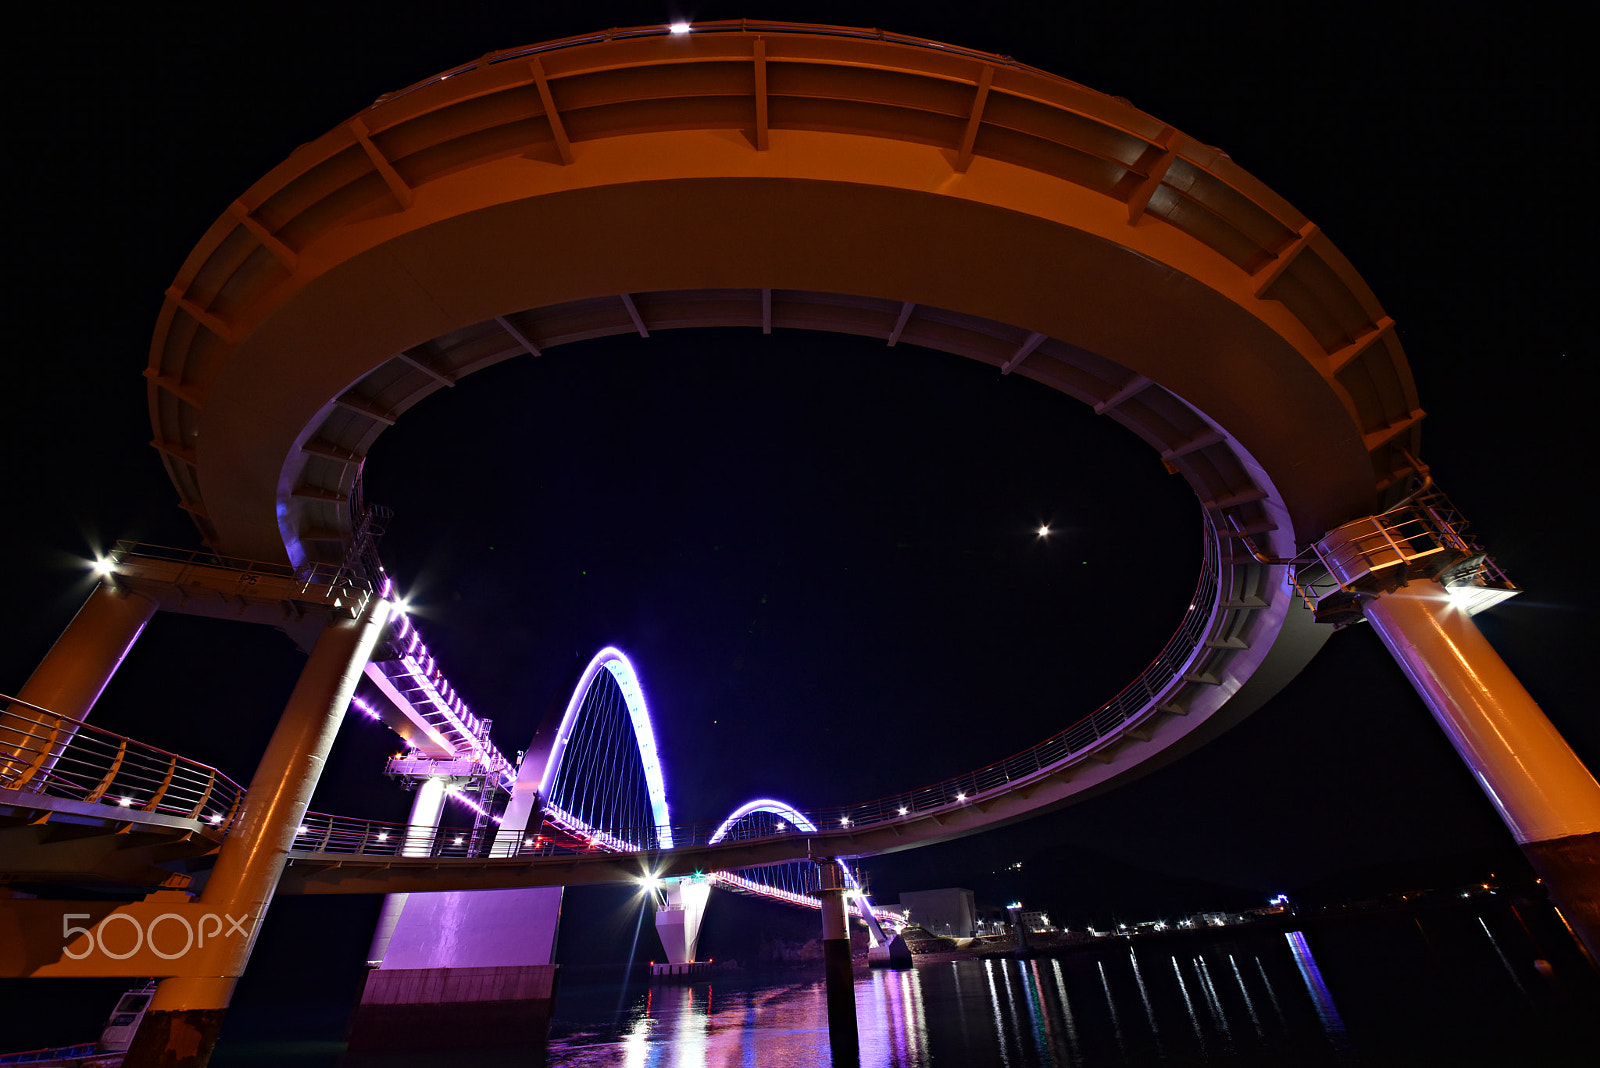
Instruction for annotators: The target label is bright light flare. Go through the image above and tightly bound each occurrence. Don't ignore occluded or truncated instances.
[1036,525,1051,537]
[93,557,116,575]
[668,21,691,34]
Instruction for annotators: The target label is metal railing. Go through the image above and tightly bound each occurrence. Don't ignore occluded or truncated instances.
[106,540,373,601]
[0,694,244,829]
[1290,484,1514,611]
[369,20,1032,110]
[804,520,1220,830]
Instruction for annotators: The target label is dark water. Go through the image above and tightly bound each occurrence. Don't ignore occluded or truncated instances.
[6,904,1594,1066]
[539,909,1595,1067]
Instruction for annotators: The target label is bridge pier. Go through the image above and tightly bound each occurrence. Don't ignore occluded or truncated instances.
[2,582,156,779]
[122,595,391,1068]
[816,858,859,1063]
[1364,580,1600,962]
[652,875,710,973]
[348,886,564,1053]
[365,775,448,966]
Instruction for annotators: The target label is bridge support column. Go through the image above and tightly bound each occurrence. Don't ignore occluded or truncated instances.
[1364,579,1600,962]
[365,775,448,966]
[652,875,710,970]
[2,582,156,780]
[123,595,391,1068]
[348,885,564,1053]
[816,858,859,1062]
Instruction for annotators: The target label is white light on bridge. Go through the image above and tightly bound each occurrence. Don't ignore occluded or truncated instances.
[376,832,388,842]
[93,557,115,575]
[955,792,966,802]
[668,22,691,34]
[209,813,223,825]
[296,825,308,834]
[1037,525,1051,537]
[897,806,908,816]
[118,797,133,807]
[840,816,851,827]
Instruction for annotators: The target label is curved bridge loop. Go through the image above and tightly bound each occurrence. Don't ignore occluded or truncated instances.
[144,19,1417,860]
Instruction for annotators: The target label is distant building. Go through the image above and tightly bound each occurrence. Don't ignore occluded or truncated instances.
[1017,909,1057,934]
[974,903,1009,935]
[901,888,976,938]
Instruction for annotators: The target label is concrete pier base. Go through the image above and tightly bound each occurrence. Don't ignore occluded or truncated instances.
[1520,831,1600,967]
[867,934,914,968]
[351,884,565,1050]
[346,964,559,1052]
[650,960,714,980]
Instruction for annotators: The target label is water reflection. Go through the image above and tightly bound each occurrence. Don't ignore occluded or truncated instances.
[543,911,1590,1067]
[1286,930,1350,1056]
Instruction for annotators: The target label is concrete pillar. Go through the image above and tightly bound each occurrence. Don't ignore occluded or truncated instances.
[1364,579,1600,962]
[2,583,157,783]
[1008,904,1033,957]
[653,876,711,966]
[816,858,858,1062]
[122,595,391,1068]
[366,775,448,965]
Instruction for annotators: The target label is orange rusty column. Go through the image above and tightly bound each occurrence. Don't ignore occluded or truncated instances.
[1365,579,1600,962]
[3,581,157,780]
[122,593,392,1067]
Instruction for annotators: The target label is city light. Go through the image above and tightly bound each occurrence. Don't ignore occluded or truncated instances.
[1037,525,1051,537]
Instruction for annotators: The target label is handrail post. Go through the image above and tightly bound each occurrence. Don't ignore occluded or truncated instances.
[143,754,179,812]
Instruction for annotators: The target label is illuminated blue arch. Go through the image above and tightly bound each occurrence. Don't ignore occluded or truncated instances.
[709,798,817,843]
[539,646,673,850]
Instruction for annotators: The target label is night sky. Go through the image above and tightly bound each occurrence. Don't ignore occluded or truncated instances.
[5,0,1592,956]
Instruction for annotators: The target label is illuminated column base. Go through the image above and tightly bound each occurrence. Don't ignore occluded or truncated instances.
[816,859,859,1060]
[348,886,563,1053]
[365,776,448,966]
[3,582,156,777]
[653,876,710,965]
[123,597,392,1068]
[1364,580,1600,961]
